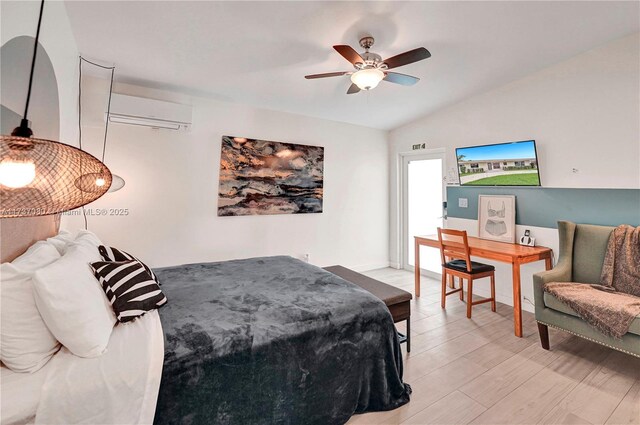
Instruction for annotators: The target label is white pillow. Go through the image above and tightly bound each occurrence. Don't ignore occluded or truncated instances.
[32,231,116,358]
[73,229,102,247]
[45,230,74,255]
[1,241,62,373]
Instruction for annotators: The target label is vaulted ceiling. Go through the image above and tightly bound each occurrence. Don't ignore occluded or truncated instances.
[65,1,639,130]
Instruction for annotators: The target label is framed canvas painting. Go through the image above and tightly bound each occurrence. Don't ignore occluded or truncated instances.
[217,136,324,216]
[477,195,516,243]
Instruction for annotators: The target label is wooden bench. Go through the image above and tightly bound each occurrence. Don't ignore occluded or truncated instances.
[324,265,412,352]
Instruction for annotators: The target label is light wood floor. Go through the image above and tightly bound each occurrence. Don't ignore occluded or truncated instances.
[346,268,640,425]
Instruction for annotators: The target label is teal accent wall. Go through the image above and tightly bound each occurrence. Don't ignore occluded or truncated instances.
[447,187,640,228]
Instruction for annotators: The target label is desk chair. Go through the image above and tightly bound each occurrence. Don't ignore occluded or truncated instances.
[437,228,497,318]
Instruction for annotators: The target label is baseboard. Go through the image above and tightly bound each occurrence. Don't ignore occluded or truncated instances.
[470,286,535,314]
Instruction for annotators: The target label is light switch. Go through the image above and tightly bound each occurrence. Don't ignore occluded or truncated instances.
[459,198,468,208]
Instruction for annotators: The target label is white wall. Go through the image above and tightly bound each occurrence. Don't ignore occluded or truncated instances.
[1,0,78,144]
[390,33,639,194]
[389,33,639,309]
[67,76,389,271]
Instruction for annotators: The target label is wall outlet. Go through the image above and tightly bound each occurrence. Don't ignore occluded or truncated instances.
[458,198,468,208]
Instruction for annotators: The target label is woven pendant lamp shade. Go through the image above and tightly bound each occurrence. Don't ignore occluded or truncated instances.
[0,135,112,218]
[109,174,125,192]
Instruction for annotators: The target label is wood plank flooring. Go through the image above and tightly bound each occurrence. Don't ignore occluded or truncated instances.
[346,268,640,425]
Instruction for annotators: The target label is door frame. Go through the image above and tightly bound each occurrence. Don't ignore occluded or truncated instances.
[397,148,447,278]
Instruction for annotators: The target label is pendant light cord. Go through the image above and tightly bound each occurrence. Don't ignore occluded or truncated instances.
[11,0,46,137]
[78,57,116,161]
[22,0,45,122]
[77,56,116,230]
[78,57,83,150]
[102,66,116,163]
[78,56,87,229]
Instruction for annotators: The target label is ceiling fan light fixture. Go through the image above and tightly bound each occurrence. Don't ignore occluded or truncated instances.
[350,68,385,91]
[307,38,429,94]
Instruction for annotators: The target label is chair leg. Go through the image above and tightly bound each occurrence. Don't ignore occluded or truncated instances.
[538,323,550,350]
[459,277,464,301]
[441,271,447,309]
[490,273,496,312]
[466,279,473,318]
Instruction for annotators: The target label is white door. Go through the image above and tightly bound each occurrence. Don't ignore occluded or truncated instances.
[402,152,445,275]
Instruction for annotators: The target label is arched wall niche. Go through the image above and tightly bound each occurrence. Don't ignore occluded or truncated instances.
[1,35,61,263]
[1,35,60,140]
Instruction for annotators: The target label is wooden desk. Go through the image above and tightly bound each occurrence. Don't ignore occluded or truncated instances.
[414,234,552,337]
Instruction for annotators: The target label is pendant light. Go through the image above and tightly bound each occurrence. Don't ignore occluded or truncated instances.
[0,0,112,218]
[78,57,125,193]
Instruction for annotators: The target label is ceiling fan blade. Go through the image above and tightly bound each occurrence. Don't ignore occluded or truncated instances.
[384,72,420,86]
[347,83,361,94]
[383,47,431,69]
[305,71,349,80]
[333,45,365,65]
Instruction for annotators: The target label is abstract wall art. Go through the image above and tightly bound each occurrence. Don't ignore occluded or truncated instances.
[217,136,324,216]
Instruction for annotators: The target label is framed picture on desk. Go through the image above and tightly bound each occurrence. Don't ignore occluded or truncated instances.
[478,195,516,243]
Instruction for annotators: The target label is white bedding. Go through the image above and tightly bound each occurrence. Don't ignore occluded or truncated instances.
[1,358,52,425]
[1,310,164,425]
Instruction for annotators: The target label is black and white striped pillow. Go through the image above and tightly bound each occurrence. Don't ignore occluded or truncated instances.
[90,260,167,323]
[98,245,158,283]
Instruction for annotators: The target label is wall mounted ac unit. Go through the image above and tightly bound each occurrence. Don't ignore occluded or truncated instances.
[107,94,192,131]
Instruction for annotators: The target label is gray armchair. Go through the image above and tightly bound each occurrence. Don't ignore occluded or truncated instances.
[533,221,640,357]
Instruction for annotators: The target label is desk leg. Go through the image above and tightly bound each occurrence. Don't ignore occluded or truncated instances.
[512,260,523,337]
[414,240,421,298]
[545,255,552,271]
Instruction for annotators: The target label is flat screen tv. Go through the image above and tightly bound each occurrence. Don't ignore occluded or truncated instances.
[456,140,541,186]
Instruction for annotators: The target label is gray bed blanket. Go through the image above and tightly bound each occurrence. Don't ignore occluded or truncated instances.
[153,256,411,425]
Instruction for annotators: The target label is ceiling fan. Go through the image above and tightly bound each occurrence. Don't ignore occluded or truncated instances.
[305,36,431,94]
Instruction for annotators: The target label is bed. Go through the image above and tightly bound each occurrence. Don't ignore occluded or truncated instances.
[1,217,410,425]
[1,216,165,425]
[153,256,411,425]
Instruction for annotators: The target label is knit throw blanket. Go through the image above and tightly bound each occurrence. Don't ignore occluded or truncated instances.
[544,282,640,338]
[544,225,640,339]
[601,225,640,296]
